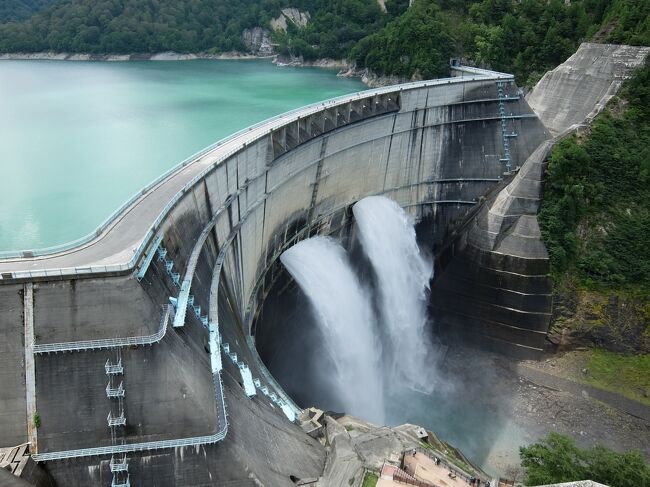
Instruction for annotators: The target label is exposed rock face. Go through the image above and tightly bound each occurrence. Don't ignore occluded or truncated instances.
[315,415,487,487]
[338,66,411,88]
[241,26,274,56]
[548,287,650,353]
[526,43,650,135]
[274,55,349,69]
[270,8,311,32]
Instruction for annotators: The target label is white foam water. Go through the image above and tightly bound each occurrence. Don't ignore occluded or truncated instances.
[353,196,434,393]
[280,236,385,424]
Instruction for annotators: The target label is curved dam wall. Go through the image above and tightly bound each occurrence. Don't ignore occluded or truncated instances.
[0,69,549,486]
[429,43,650,359]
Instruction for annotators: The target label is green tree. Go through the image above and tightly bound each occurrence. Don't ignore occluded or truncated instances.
[520,433,650,487]
[539,59,650,290]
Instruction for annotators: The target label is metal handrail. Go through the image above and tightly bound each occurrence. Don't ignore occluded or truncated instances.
[107,411,126,427]
[33,374,228,461]
[172,192,240,328]
[33,305,171,354]
[110,455,128,472]
[106,382,125,398]
[105,359,123,375]
[3,69,511,280]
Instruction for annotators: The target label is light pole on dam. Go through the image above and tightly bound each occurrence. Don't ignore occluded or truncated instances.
[0,62,553,486]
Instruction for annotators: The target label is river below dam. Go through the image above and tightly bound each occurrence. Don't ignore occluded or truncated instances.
[0,59,364,251]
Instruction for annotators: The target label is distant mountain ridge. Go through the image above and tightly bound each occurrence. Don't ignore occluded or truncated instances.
[0,0,647,86]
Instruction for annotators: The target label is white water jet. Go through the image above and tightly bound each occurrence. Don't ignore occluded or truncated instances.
[353,195,434,392]
[280,236,385,424]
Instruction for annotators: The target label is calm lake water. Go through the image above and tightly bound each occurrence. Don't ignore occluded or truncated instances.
[0,59,365,251]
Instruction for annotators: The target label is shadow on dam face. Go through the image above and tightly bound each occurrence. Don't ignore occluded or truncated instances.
[254,218,527,474]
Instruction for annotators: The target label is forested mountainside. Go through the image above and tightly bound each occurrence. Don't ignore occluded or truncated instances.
[0,0,58,22]
[350,0,650,85]
[538,58,650,354]
[0,0,396,59]
[0,0,648,86]
[540,59,650,292]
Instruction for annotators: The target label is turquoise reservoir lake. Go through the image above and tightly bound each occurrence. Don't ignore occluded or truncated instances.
[0,59,365,251]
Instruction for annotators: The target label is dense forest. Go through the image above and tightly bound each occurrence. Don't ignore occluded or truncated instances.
[0,0,58,22]
[349,0,650,84]
[520,433,650,487]
[0,0,395,58]
[0,0,648,86]
[538,57,650,295]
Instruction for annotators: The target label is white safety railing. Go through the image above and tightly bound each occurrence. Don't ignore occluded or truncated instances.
[33,373,228,462]
[33,306,171,354]
[172,192,239,329]
[2,69,512,281]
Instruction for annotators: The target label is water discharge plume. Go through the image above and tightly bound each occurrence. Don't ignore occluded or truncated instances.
[353,196,435,393]
[280,236,385,424]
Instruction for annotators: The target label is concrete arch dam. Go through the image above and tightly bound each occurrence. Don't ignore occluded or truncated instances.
[1,62,570,486]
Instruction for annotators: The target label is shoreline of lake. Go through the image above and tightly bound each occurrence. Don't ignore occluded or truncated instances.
[0,50,268,61]
[0,51,409,87]
[0,58,366,251]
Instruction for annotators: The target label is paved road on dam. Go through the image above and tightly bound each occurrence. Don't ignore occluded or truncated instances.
[0,69,506,277]
[0,122,268,276]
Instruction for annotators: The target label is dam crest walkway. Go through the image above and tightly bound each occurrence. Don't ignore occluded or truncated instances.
[0,65,510,280]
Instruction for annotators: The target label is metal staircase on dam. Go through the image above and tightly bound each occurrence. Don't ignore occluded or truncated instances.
[157,238,296,420]
[157,245,181,287]
[27,289,228,466]
[105,358,124,375]
[222,341,296,421]
[136,234,164,282]
[496,80,521,173]
[106,349,130,487]
[110,455,130,487]
[157,242,210,329]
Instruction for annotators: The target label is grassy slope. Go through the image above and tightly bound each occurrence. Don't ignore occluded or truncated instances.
[361,472,379,487]
[586,349,650,405]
